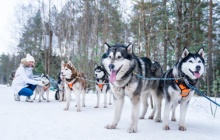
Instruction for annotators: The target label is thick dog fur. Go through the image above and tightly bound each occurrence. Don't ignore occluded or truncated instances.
[160,48,205,131]
[94,65,112,108]
[140,61,163,120]
[33,74,51,102]
[101,43,163,133]
[62,60,87,112]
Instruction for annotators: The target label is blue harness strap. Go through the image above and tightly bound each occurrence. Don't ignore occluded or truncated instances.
[183,79,220,107]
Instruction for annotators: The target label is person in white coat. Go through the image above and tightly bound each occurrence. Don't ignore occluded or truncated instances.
[12,54,45,102]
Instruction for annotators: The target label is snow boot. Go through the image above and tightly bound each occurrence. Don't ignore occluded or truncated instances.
[25,96,33,102]
[14,94,20,101]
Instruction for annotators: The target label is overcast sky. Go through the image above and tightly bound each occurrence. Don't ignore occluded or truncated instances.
[0,0,18,54]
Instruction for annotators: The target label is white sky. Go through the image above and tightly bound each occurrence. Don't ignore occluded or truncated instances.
[0,0,18,55]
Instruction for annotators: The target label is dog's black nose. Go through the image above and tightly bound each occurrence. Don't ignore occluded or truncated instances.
[109,64,115,70]
[196,65,201,71]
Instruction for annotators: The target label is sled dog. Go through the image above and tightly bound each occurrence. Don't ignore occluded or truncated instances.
[141,61,163,120]
[94,64,112,108]
[160,47,205,131]
[101,43,163,133]
[62,60,87,112]
[33,74,50,102]
[55,66,66,101]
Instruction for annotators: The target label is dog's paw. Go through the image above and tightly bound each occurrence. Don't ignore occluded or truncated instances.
[148,116,154,120]
[47,100,50,102]
[171,118,176,122]
[163,125,170,130]
[139,116,145,119]
[82,105,86,107]
[94,106,98,108]
[109,103,112,105]
[105,124,116,129]
[38,100,41,102]
[104,106,107,108]
[127,126,137,133]
[154,118,162,122]
[179,126,186,131]
[64,107,69,111]
[77,109,81,112]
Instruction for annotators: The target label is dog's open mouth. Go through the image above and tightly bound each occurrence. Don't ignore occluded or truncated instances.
[109,65,123,83]
[189,69,201,78]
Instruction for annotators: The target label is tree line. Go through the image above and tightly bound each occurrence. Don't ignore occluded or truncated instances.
[0,0,219,97]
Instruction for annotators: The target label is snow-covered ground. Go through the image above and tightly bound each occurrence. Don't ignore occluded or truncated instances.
[0,84,219,140]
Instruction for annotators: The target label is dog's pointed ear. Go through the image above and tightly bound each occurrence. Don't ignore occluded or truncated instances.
[104,42,111,51]
[197,47,205,58]
[126,43,133,54]
[61,60,64,67]
[67,60,73,67]
[94,64,98,68]
[181,47,189,58]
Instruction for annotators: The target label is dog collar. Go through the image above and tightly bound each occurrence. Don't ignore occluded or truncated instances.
[175,80,191,97]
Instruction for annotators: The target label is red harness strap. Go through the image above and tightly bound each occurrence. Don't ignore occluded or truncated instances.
[175,80,191,97]
[98,84,104,91]
[67,80,77,90]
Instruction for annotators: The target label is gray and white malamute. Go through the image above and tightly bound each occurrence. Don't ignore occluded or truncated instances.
[142,61,163,120]
[160,47,205,131]
[101,43,163,133]
[94,65,112,108]
[33,74,50,102]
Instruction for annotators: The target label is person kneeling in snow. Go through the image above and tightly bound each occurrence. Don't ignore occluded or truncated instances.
[12,54,45,102]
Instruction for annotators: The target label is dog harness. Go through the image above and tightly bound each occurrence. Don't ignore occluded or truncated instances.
[175,80,191,97]
[97,83,104,91]
[67,80,78,90]
[44,84,50,91]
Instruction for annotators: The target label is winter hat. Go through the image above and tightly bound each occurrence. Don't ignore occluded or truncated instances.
[26,54,35,62]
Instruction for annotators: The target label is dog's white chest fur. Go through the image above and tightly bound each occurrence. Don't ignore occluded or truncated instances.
[124,82,138,99]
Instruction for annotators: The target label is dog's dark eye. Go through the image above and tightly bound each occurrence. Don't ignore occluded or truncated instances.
[117,56,122,59]
[108,55,111,59]
[198,60,201,63]
[189,60,193,63]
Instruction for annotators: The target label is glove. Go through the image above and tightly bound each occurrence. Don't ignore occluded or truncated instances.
[37,81,45,87]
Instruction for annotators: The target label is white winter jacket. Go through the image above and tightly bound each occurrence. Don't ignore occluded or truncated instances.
[12,64,38,94]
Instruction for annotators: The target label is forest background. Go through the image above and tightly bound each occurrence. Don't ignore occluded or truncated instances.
[0,0,219,98]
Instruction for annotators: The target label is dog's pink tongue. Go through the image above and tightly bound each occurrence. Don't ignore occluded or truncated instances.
[194,72,200,78]
[110,70,117,83]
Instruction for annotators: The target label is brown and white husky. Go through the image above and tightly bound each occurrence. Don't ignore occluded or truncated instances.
[61,60,87,112]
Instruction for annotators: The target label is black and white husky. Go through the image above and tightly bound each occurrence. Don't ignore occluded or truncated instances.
[101,43,162,133]
[55,70,66,102]
[160,48,205,131]
[140,61,163,120]
[94,65,112,108]
[33,74,50,102]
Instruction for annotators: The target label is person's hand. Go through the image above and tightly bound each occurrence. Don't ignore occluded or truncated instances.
[37,81,45,87]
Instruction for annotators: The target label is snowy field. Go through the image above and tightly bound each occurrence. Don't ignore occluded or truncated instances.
[0,84,219,140]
